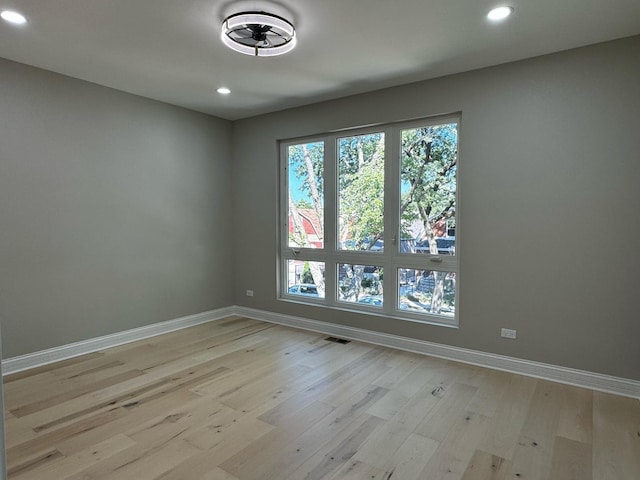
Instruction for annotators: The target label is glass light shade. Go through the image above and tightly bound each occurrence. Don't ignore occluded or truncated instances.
[225,13,294,36]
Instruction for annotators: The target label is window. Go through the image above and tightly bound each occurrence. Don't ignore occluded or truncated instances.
[280,115,459,326]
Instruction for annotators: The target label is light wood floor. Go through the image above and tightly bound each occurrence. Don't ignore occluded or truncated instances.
[3,317,640,480]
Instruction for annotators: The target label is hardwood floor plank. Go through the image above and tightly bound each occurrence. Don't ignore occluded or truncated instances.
[191,339,324,399]
[182,414,274,464]
[466,370,512,418]
[370,353,423,390]
[218,363,313,410]
[66,438,200,480]
[415,382,478,441]
[182,410,273,454]
[5,373,71,411]
[50,359,125,381]
[315,350,394,408]
[592,392,640,480]
[53,388,201,457]
[556,384,593,445]
[10,369,145,418]
[286,414,384,480]
[255,347,389,426]
[418,407,490,479]
[7,448,64,478]
[14,434,136,480]
[504,380,565,480]
[366,389,410,420]
[32,380,176,433]
[352,383,442,469]
[547,436,592,480]
[4,353,105,383]
[25,357,229,437]
[478,374,538,459]
[327,460,387,480]
[125,395,232,449]
[7,406,130,468]
[161,465,241,480]
[221,386,387,480]
[3,415,39,449]
[419,410,491,479]
[460,449,508,480]
[378,432,439,480]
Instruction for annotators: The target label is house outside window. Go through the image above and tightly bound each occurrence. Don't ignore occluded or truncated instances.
[280,114,459,326]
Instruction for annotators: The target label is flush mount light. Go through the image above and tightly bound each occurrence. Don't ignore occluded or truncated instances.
[487,6,513,21]
[1,10,27,25]
[217,87,231,95]
[221,11,296,57]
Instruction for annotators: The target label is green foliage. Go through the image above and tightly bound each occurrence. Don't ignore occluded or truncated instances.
[296,199,313,209]
[443,275,456,306]
[400,124,457,238]
[338,133,385,249]
[338,134,382,186]
[301,262,314,284]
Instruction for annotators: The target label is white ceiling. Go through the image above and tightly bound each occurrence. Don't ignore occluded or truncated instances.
[0,0,638,120]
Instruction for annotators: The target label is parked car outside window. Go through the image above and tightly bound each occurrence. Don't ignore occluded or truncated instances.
[357,295,383,307]
[288,284,319,296]
[414,237,455,255]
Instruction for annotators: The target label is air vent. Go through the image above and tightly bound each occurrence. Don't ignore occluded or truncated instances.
[325,337,351,344]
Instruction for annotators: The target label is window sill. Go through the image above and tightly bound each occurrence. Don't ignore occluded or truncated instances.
[279,296,459,329]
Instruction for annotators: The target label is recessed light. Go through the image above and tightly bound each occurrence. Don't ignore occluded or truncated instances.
[1,10,27,25]
[217,87,231,95]
[487,6,513,21]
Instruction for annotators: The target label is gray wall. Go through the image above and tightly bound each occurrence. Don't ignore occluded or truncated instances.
[232,35,640,380]
[0,58,233,358]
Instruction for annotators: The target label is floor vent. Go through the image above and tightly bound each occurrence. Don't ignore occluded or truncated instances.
[325,336,351,344]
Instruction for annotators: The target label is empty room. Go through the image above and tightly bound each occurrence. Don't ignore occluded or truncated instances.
[0,1,639,479]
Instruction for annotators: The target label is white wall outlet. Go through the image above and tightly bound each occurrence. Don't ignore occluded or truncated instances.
[501,328,517,339]
[246,290,254,297]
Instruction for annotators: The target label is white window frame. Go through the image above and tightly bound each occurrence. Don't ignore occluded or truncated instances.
[278,114,460,327]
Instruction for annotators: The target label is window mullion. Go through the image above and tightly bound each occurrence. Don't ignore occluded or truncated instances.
[324,135,337,306]
[383,124,400,314]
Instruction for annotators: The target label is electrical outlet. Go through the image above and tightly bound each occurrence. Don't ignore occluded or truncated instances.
[246,290,254,297]
[501,328,517,339]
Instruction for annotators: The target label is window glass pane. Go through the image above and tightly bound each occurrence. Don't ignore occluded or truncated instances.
[338,133,385,251]
[400,123,457,255]
[398,268,455,317]
[286,260,325,298]
[288,142,324,249]
[338,264,383,306]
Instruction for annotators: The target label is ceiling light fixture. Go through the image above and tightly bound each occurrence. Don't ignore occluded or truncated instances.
[1,10,27,25]
[221,11,296,57]
[217,87,231,95]
[487,6,513,21]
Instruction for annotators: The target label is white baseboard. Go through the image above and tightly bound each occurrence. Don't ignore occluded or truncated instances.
[2,307,235,376]
[4,304,638,399]
[234,306,640,399]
